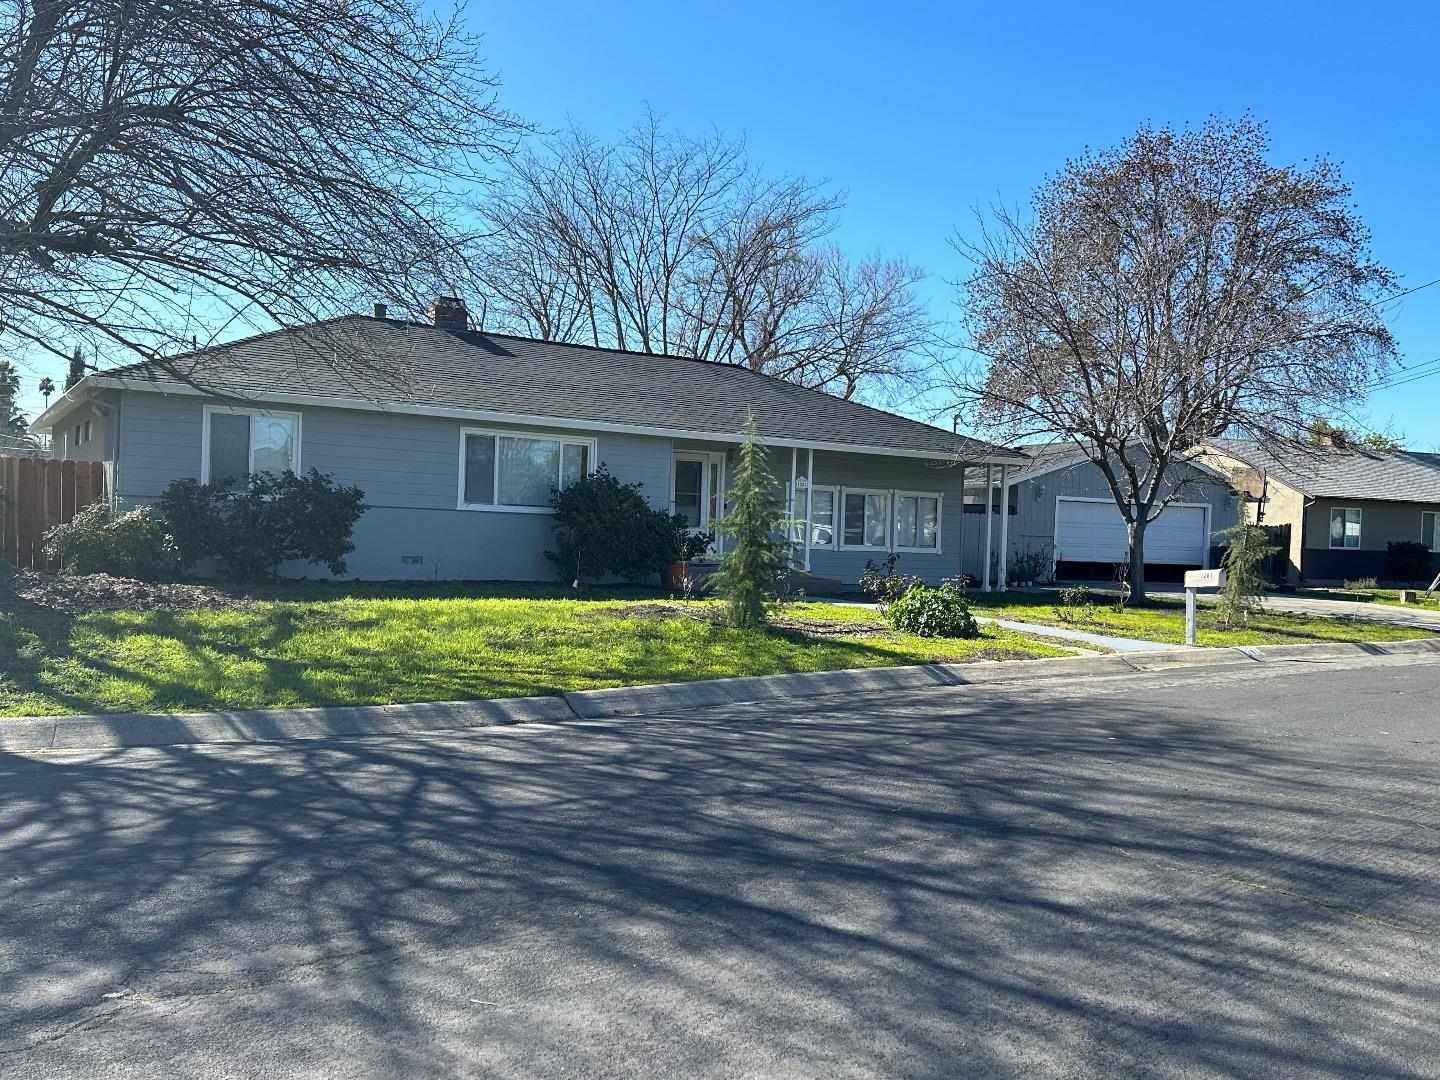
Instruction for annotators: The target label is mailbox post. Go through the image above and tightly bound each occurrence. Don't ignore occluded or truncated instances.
[1183,568,1226,645]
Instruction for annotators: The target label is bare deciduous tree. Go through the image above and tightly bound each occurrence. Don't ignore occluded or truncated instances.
[1,0,523,378]
[472,112,932,401]
[953,117,1396,602]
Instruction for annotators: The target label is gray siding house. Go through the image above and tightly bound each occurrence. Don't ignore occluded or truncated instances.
[33,302,1026,586]
[966,443,1239,583]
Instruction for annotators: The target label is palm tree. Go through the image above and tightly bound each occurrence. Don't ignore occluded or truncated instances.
[38,377,55,407]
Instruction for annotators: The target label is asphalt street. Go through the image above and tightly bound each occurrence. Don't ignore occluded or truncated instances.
[2,655,1438,1078]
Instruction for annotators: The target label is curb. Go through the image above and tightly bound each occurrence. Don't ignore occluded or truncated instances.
[4,637,1437,753]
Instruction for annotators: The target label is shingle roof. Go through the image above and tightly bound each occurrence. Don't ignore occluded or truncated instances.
[1212,439,1440,503]
[92,316,1017,461]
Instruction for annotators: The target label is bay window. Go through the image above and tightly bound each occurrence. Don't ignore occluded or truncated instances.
[202,406,300,488]
[459,428,594,510]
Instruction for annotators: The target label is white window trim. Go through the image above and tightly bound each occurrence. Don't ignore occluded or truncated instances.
[805,484,839,550]
[457,425,598,514]
[200,404,302,484]
[672,451,726,529]
[839,486,892,551]
[892,489,943,554]
[1422,510,1439,553]
[1328,505,1362,550]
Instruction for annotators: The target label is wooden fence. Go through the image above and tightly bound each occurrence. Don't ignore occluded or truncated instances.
[0,457,108,570]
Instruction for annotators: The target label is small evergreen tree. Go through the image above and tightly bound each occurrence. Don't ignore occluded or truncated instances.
[1215,497,1279,627]
[709,416,791,628]
[64,347,87,391]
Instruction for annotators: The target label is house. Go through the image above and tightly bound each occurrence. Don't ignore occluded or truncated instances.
[30,298,1027,586]
[967,442,1239,583]
[1199,439,1440,585]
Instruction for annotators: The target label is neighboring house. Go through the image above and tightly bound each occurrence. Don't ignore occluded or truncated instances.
[1200,439,1440,585]
[967,442,1239,583]
[31,298,1026,585]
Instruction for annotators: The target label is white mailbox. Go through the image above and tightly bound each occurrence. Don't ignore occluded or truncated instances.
[1184,568,1226,590]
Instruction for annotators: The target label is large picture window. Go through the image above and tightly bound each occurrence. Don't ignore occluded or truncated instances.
[459,428,594,510]
[841,489,890,549]
[893,492,941,551]
[1329,506,1362,549]
[202,406,300,488]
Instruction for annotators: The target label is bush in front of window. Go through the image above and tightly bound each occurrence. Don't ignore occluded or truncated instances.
[859,554,924,611]
[1385,541,1435,587]
[41,503,182,581]
[156,469,367,581]
[886,581,979,638]
[546,466,686,583]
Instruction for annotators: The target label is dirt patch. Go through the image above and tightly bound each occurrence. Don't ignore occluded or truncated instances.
[602,602,712,622]
[8,570,251,614]
[765,615,888,637]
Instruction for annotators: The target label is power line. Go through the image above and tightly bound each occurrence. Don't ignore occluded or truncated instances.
[1372,276,1440,308]
[1371,357,1440,391]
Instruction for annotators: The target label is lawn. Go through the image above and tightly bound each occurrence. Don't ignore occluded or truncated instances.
[0,591,1068,718]
[966,589,1438,648]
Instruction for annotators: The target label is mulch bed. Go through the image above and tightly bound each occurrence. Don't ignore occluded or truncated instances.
[601,601,890,638]
[7,570,251,614]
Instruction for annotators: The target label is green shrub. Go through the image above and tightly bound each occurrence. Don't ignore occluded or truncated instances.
[1385,541,1434,586]
[156,469,367,581]
[1214,504,1279,627]
[887,582,979,638]
[860,554,924,610]
[709,416,791,628]
[41,503,181,580]
[547,466,690,583]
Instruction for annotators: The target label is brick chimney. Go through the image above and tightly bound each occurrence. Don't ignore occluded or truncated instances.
[427,295,469,330]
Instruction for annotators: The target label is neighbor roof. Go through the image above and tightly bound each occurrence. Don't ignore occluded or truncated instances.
[45,316,1020,462]
[1211,439,1440,504]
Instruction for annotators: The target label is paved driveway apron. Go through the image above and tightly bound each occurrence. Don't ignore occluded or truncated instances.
[1,655,1438,1078]
[1259,594,1440,631]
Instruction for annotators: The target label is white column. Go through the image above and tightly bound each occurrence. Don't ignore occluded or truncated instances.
[982,464,994,592]
[997,465,1011,592]
[789,446,799,569]
[804,448,815,572]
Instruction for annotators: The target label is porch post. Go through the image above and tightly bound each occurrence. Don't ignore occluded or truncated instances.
[804,448,815,572]
[982,464,994,592]
[997,465,1011,592]
[789,446,799,569]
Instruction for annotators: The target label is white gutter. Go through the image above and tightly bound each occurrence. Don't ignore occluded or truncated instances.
[40,374,1031,466]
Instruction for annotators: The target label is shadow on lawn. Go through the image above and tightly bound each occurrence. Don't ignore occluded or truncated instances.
[1,681,1436,1075]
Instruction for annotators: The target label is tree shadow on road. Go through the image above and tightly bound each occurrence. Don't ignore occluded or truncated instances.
[0,673,1436,1077]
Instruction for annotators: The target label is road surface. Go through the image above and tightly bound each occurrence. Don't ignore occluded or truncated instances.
[2,655,1437,1078]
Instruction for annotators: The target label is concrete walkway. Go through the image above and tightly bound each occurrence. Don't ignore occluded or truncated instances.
[805,595,1185,654]
[976,616,1188,653]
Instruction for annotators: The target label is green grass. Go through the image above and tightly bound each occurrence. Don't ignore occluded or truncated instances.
[1290,586,1440,611]
[0,596,1067,718]
[966,590,1438,648]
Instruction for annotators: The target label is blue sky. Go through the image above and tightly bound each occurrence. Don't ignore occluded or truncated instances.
[20,1,1440,446]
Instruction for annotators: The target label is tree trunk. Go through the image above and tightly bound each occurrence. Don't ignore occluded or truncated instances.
[1127,516,1147,604]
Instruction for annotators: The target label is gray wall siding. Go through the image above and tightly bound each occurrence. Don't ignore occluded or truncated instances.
[802,451,966,585]
[977,459,1237,576]
[115,392,676,580]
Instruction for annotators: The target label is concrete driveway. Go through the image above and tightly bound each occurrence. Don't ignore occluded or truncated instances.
[2,656,1438,1078]
[1258,593,1440,631]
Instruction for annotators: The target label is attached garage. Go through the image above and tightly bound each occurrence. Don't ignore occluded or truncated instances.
[1053,497,1210,579]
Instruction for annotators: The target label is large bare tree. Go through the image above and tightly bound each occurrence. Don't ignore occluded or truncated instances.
[1,0,522,377]
[472,112,932,402]
[955,117,1396,601]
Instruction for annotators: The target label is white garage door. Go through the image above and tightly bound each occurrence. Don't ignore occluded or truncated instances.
[1055,500,1207,565]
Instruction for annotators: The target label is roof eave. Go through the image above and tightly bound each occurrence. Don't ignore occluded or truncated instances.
[88,375,1030,465]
